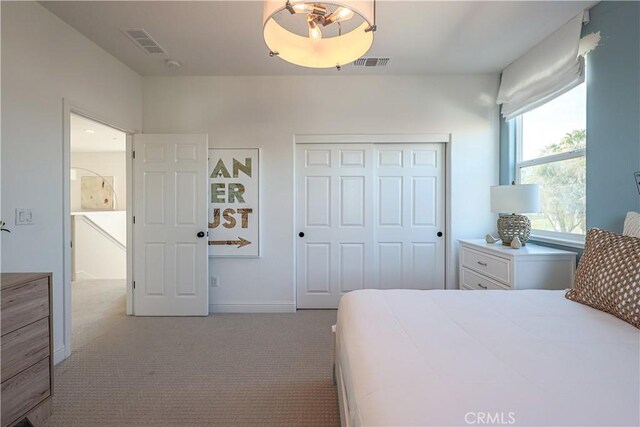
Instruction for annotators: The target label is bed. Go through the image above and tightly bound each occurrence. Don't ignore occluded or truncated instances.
[333,289,640,426]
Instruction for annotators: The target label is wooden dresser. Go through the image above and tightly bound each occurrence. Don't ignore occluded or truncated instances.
[1,273,53,427]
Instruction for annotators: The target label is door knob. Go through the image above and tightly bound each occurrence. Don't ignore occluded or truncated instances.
[197,231,205,238]
[299,232,305,238]
[437,231,443,237]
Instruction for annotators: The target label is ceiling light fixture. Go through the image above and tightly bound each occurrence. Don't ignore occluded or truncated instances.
[263,1,376,70]
[84,129,96,134]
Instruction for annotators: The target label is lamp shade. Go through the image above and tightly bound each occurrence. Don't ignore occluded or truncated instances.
[491,184,540,214]
[263,1,375,68]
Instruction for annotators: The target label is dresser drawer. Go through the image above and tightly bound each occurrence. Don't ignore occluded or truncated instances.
[461,247,510,284]
[1,357,50,427]
[1,318,50,382]
[461,267,510,290]
[1,278,49,335]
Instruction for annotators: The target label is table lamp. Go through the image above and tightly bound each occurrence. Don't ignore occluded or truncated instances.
[490,182,540,246]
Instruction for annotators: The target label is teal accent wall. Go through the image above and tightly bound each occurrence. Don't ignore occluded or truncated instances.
[583,1,640,232]
[499,117,516,185]
[498,1,640,235]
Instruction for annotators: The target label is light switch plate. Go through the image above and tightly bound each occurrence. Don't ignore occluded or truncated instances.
[210,276,219,287]
[15,208,33,225]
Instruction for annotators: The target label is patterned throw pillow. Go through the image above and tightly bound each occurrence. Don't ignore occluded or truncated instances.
[566,228,640,329]
[623,211,640,238]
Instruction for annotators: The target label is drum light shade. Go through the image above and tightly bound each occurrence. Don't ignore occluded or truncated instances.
[263,1,376,69]
[491,184,541,214]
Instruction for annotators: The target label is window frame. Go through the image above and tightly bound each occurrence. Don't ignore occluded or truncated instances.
[514,114,587,249]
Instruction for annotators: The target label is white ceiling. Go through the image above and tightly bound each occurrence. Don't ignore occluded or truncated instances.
[71,114,126,153]
[42,1,597,76]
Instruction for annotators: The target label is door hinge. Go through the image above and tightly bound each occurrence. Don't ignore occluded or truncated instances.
[132,150,136,159]
[70,240,73,249]
[133,281,136,290]
[133,216,136,224]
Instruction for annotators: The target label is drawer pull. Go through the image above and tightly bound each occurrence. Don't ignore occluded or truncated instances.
[477,261,488,267]
[478,283,488,289]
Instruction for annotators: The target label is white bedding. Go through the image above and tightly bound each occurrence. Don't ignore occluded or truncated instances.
[336,289,640,426]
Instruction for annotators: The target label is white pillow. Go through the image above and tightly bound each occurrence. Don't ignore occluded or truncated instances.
[623,211,640,238]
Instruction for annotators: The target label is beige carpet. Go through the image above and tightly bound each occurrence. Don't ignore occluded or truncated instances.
[45,280,340,426]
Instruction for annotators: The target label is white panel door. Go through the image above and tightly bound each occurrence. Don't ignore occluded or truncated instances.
[296,143,445,309]
[133,134,209,316]
[296,145,374,308]
[375,144,445,290]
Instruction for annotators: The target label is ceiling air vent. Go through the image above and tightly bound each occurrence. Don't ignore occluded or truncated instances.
[122,29,166,54]
[352,57,390,67]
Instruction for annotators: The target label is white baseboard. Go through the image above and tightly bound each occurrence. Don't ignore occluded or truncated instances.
[53,346,67,365]
[209,303,296,313]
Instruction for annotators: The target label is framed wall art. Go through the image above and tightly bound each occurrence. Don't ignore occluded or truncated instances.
[208,148,260,257]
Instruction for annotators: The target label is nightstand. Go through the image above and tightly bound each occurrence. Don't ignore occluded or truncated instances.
[458,239,577,290]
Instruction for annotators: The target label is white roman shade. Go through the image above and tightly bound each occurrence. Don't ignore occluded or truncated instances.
[497,12,586,120]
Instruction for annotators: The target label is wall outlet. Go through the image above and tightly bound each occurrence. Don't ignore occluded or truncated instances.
[15,208,33,225]
[210,276,219,287]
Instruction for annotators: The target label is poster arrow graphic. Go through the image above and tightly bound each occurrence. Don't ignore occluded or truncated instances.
[208,237,251,248]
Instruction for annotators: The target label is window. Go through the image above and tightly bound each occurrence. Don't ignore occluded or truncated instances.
[516,82,586,244]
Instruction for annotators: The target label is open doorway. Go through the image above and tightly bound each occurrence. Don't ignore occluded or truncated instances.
[69,113,128,351]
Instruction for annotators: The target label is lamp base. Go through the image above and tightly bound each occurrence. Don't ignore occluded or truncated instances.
[497,214,531,246]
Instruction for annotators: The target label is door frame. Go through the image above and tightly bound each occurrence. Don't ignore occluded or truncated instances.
[61,99,137,362]
[292,133,453,309]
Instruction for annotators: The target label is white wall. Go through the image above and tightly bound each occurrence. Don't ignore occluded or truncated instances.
[142,75,500,311]
[78,211,127,246]
[1,2,141,362]
[73,212,126,280]
[71,151,127,212]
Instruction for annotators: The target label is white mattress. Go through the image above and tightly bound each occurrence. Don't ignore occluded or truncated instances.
[336,290,640,426]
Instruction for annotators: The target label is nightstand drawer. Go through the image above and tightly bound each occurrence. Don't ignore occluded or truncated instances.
[461,247,510,284]
[461,268,509,290]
